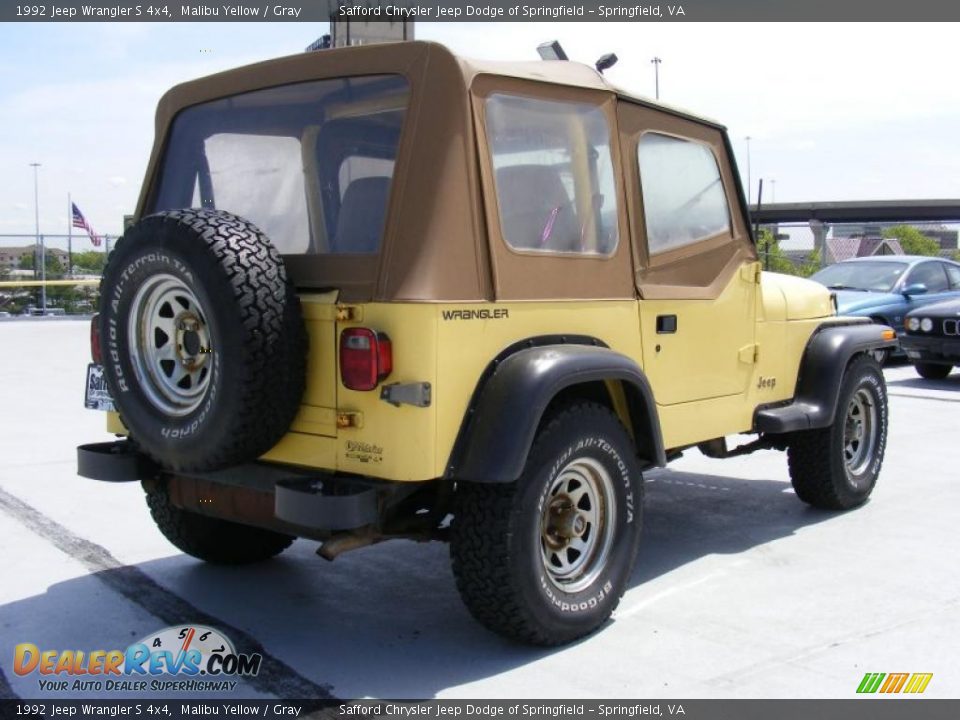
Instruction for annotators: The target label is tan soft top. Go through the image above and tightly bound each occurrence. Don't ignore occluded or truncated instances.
[137,41,728,302]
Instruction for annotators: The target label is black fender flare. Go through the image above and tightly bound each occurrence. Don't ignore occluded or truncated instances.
[754,322,895,434]
[447,344,666,483]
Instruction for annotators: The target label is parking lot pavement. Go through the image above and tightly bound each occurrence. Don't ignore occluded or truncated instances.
[2,320,958,700]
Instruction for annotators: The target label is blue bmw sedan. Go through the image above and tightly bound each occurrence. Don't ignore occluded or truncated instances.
[810,255,960,360]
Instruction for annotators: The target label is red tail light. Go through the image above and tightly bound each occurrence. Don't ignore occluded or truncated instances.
[90,313,103,364]
[339,328,392,391]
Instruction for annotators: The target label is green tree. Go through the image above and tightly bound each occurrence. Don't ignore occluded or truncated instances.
[72,250,107,274]
[757,228,799,275]
[882,225,941,256]
[18,252,64,276]
[796,248,822,278]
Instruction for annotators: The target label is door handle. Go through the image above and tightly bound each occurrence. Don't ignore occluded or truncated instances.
[656,315,677,334]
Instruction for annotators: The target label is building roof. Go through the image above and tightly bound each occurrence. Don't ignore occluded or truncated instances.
[0,245,68,256]
[826,237,903,264]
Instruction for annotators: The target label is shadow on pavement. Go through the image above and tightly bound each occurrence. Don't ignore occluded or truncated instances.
[1,468,840,700]
[886,374,960,392]
[634,469,835,586]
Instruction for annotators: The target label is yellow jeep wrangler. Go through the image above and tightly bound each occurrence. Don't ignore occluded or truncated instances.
[79,41,895,645]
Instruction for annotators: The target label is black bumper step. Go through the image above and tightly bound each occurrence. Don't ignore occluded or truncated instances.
[275,477,378,531]
[77,441,156,482]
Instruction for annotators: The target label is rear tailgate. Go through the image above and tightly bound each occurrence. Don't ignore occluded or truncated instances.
[260,292,339,467]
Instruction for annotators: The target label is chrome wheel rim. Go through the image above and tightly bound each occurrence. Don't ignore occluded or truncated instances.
[844,387,878,481]
[540,457,617,593]
[128,274,213,417]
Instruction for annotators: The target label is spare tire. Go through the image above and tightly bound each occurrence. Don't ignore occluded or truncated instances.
[98,209,306,472]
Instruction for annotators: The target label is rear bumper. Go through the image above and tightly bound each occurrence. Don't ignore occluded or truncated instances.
[900,335,960,364]
[77,440,378,533]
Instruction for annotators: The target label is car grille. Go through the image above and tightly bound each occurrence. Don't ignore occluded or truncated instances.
[944,319,960,336]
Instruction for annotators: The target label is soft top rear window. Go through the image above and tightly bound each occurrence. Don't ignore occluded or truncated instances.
[151,75,409,255]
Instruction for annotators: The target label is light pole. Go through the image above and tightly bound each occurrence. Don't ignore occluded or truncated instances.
[651,56,661,100]
[744,136,752,204]
[30,162,46,313]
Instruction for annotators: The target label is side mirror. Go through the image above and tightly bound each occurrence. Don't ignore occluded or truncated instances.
[903,283,928,297]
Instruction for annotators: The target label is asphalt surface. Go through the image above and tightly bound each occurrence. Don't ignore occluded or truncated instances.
[1,319,958,700]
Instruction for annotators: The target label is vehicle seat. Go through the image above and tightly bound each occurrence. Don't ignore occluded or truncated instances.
[333,176,391,253]
[495,165,579,252]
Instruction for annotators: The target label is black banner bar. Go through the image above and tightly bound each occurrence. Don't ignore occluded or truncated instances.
[3,0,960,22]
[2,700,960,720]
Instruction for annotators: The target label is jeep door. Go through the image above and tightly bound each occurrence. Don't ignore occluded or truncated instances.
[617,102,759,405]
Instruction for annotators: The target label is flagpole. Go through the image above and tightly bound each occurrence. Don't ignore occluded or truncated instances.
[30,162,46,313]
[67,193,73,277]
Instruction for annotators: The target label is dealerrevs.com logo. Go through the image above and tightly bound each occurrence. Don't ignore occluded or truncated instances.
[14,625,262,693]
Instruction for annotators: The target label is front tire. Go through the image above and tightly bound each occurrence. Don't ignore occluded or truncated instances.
[146,482,294,564]
[915,362,952,380]
[450,402,644,645]
[787,354,888,510]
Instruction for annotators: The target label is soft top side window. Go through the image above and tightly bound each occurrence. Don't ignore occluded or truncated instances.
[637,132,731,256]
[485,93,619,257]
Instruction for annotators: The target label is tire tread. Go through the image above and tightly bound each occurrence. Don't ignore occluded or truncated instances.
[145,483,293,564]
[451,402,640,645]
[787,354,887,510]
[100,209,306,471]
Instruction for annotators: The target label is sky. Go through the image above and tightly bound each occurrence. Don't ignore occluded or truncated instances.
[2,21,959,250]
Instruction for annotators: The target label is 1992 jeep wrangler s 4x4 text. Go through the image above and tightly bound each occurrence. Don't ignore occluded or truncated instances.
[79,41,895,645]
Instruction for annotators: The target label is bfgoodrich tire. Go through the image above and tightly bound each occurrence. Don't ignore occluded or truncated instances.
[99,209,306,472]
[146,482,293,564]
[450,402,644,645]
[787,354,888,510]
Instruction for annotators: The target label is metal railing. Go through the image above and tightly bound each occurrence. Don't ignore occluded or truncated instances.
[0,233,115,316]
[754,221,959,276]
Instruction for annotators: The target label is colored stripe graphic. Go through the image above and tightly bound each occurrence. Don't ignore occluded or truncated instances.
[880,673,909,693]
[904,673,933,694]
[857,672,933,694]
[857,673,885,693]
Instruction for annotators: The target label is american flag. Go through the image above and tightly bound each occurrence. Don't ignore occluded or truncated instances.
[72,203,102,247]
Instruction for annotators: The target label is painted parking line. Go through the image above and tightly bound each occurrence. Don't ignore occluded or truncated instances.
[0,486,336,701]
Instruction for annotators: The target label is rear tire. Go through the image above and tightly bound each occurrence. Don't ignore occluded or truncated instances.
[450,402,644,645]
[146,482,293,564]
[787,354,887,510]
[915,362,952,380]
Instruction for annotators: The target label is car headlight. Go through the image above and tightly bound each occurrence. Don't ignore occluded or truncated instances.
[907,317,920,331]
[921,318,934,333]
